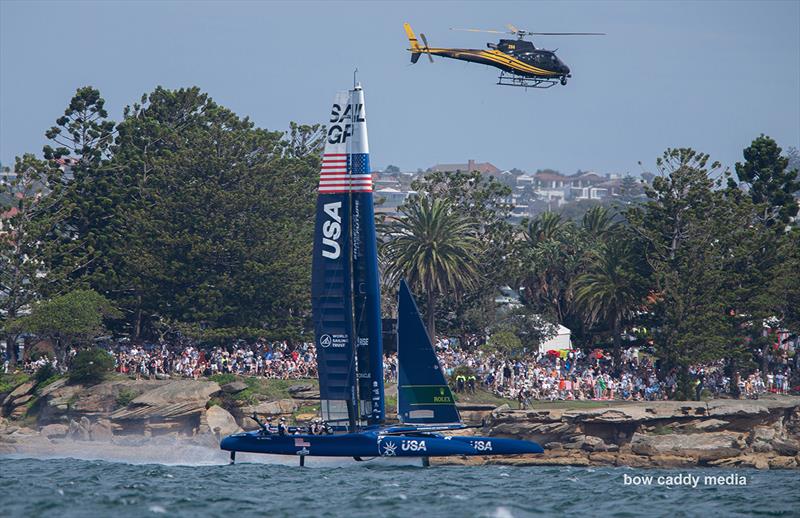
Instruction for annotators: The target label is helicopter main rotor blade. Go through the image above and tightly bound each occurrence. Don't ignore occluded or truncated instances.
[420,33,434,62]
[450,27,507,34]
[506,23,520,34]
[530,32,606,36]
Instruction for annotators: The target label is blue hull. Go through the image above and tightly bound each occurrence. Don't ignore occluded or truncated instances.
[220,429,543,458]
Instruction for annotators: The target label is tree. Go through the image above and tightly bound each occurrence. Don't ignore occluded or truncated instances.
[573,239,646,367]
[43,86,116,166]
[38,86,322,342]
[616,175,645,205]
[581,205,618,240]
[40,86,123,302]
[11,290,119,367]
[626,148,753,397]
[481,330,523,357]
[401,170,515,340]
[517,212,591,345]
[733,135,800,228]
[68,348,115,385]
[767,231,800,334]
[381,196,481,339]
[0,155,63,366]
[110,86,319,341]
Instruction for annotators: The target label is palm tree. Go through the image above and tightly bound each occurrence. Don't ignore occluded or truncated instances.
[573,239,644,367]
[582,205,618,239]
[380,196,481,340]
[524,211,565,245]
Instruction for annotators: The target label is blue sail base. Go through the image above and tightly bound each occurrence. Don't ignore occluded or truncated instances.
[220,429,543,458]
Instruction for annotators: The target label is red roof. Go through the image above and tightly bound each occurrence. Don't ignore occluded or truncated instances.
[1,207,19,219]
[534,171,566,181]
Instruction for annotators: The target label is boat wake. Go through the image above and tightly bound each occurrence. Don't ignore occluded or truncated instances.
[2,434,422,467]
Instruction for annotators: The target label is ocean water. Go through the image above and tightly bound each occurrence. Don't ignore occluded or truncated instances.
[1,456,798,517]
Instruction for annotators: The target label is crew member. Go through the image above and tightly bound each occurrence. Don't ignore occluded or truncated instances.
[278,417,289,436]
[251,412,270,435]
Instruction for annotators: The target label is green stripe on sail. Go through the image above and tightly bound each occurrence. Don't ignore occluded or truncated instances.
[400,385,455,406]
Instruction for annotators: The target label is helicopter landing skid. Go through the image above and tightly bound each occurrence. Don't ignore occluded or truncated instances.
[497,73,557,89]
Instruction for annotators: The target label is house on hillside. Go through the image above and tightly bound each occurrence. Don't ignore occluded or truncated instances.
[532,171,569,207]
[428,159,501,175]
[374,187,416,217]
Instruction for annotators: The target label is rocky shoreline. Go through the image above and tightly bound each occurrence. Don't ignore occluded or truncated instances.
[2,377,798,469]
[438,397,800,469]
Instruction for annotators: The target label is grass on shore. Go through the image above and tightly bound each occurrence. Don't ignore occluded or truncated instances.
[208,374,320,405]
[0,372,31,395]
[454,388,520,409]
[524,400,633,410]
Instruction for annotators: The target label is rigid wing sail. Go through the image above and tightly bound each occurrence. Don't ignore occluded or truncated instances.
[311,85,384,430]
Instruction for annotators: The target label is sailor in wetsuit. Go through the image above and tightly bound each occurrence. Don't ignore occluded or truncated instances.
[250,412,270,435]
[278,417,289,436]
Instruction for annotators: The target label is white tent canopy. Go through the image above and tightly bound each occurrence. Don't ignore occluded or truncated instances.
[539,324,572,353]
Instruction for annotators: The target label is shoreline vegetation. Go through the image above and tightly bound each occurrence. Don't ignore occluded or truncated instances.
[1,375,798,469]
[2,86,798,407]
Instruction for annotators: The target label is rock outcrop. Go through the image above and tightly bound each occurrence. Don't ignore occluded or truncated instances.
[243,399,296,417]
[110,380,220,436]
[204,405,242,437]
[475,395,800,469]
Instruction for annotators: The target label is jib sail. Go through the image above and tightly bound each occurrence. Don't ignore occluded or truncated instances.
[396,280,461,425]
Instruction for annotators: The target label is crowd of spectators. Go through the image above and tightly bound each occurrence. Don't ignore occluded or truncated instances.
[5,336,796,403]
[111,341,317,380]
[433,340,796,404]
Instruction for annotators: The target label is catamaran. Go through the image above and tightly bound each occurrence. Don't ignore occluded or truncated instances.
[220,83,543,465]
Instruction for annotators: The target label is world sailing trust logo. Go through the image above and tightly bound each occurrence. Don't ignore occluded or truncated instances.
[319,334,347,348]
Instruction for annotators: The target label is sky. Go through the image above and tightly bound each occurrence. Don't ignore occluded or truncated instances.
[1,0,799,176]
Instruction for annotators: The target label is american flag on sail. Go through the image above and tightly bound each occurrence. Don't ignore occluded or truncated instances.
[318,153,372,193]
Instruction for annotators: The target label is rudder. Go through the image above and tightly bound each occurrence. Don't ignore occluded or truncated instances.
[403,22,421,63]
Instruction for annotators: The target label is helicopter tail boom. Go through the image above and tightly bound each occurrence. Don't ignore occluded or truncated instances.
[404,22,422,63]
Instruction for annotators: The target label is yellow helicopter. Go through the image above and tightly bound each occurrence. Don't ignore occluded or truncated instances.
[404,22,604,88]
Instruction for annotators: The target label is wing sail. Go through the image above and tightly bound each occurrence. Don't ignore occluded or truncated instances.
[349,85,385,425]
[312,90,357,425]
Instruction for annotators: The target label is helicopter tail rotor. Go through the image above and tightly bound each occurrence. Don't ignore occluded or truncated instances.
[419,33,434,62]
